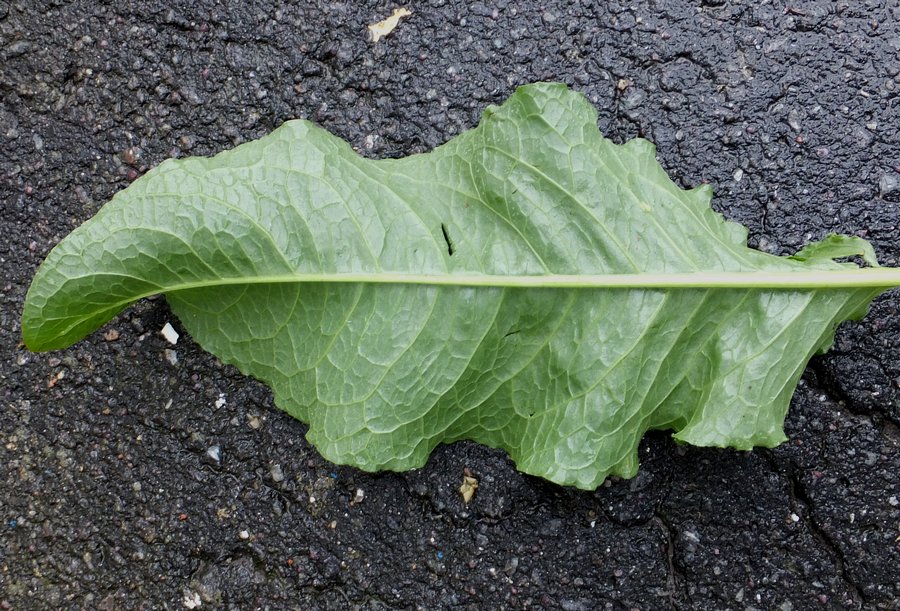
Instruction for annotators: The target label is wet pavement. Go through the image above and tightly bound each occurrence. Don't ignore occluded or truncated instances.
[1,1,898,608]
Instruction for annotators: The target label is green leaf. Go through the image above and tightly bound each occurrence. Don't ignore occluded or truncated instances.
[22,83,900,489]
[788,233,880,267]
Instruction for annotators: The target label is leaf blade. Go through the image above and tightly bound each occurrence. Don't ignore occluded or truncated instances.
[22,82,899,488]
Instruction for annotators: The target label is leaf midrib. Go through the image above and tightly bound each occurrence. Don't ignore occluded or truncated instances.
[32,268,899,350]
[65,268,900,297]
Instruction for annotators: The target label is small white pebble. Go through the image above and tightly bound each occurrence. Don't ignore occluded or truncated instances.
[206,445,221,463]
[161,322,179,345]
[888,496,898,506]
[238,530,250,540]
[183,590,202,609]
[164,349,178,365]
[733,168,744,182]
[790,513,800,522]
[270,464,285,482]
[214,394,226,409]
[351,488,365,505]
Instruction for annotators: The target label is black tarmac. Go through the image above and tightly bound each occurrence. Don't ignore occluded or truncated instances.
[2,1,899,609]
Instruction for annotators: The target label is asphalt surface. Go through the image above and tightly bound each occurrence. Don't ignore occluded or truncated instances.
[2,1,899,609]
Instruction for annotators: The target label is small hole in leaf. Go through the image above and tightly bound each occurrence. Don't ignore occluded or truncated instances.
[440,223,455,256]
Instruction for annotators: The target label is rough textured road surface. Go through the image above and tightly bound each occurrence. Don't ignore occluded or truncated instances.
[2,1,899,609]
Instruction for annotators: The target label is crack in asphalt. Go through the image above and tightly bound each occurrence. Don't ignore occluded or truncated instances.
[760,450,868,608]
[652,512,685,610]
[785,471,868,608]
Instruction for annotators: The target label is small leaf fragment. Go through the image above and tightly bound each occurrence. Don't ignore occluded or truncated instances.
[368,8,412,43]
[459,474,478,504]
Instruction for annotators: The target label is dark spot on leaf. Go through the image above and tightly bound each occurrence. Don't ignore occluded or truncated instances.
[440,223,454,256]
